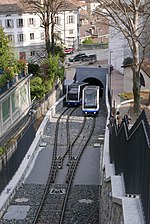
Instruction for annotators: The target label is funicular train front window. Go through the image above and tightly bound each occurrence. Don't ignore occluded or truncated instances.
[84,91,97,108]
[68,86,78,100]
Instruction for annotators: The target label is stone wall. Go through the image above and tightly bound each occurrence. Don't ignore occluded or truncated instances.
[99,171,123,224]
[35,85,63,119]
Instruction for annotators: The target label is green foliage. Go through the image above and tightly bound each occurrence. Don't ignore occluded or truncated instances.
[30,77,47,99]
[0,27,13,70]
[0,67,15,88]
[82,37,95,44]
[53,45,65,62]
[30,54,65,100]
[41,54,64,81]
[123,57,133,66]
[28,63,40,76]
[0,146,6,156]
[0,74,8,88]
[15,60,26,73]
[4,67,15,79]
[57,66,65,81]
[0,28,26,88]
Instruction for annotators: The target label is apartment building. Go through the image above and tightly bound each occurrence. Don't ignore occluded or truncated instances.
[0,0,79,63]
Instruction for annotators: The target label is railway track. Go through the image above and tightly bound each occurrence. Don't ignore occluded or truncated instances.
[32,107,96,224]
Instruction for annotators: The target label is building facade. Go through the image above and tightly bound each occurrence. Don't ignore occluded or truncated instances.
[0,1,79,63]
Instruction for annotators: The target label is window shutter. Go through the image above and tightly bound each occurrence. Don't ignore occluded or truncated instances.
[5,20,7,28]
[33,18,36,26]
[17,34,20,42]
[23,34,26,42]
[11,19,14,28]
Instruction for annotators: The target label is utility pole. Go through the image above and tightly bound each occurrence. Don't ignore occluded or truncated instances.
[109,50,113,91]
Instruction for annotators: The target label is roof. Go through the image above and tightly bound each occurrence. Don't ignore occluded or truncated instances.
[0,0,35,14]
[0,0,79,14]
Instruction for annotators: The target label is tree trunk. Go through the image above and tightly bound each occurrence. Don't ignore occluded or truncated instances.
[131,5,141,115]
[51,15,55,55]
[45,22,51,57]
[132,67,141,114]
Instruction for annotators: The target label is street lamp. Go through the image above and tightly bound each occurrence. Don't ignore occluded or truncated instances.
[109,50,113,91]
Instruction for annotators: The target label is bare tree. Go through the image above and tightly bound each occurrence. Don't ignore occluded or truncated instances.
[20,0,64,56]
[96,0,150,113]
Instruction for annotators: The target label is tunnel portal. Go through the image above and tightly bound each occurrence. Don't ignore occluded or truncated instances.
[74,66,108,98]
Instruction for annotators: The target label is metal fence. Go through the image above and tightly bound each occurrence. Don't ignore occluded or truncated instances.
[0,118,36,194]
[109,110,150,223]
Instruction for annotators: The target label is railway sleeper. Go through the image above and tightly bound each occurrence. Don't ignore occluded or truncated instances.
[51,169,58,183]
[65,166,75,183]
[67,156,76,166]
[65,168,72,183]
[57,161,63,169]
[56,157,63,169]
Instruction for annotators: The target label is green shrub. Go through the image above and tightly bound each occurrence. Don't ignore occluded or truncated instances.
[28,63,40,76]
[0,74,8,88]
[30,77,47,99]
[0,146,6,156]
[82,37,94,44]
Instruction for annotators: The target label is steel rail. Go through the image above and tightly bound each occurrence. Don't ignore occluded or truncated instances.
[32,107,69,224]
[59,117,96,224]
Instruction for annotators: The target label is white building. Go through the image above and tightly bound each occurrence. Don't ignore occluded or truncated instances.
[0,1,79,63]
[109,26,131,74]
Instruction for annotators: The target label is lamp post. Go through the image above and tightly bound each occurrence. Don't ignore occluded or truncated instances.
[109,51,113,91]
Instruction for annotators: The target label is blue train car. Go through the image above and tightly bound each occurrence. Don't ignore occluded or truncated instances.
[66,82,88,106]
[82,85,100,115]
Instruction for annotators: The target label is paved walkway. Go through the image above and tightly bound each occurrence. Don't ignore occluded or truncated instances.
[111,69,150,124]
[111,69,124,107]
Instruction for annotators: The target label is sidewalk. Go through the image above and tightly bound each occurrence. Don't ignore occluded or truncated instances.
[111,69,150,124]
[111,69,124,107]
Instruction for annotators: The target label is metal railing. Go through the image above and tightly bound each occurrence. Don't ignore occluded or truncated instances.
[109,110,150,223]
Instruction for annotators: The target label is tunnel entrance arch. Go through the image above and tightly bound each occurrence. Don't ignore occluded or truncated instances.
[83,77,104,98]
[74,66,108,99]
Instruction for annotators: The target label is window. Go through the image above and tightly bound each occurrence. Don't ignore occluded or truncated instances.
[2,98,10,122]
[28,18,35,26]
[67,15,74,24]
[69,29,73,35]
[18,34,24,42]
[30,51,35,56]
[30,33,34,40]
[17,18,24,27]
[20,85,27,105]
[7,34,14,42]
[55,16,59,25]
[5,19,14,28]
[41,32,45,40]
[12,92,19,113]
[19,52,26,60]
